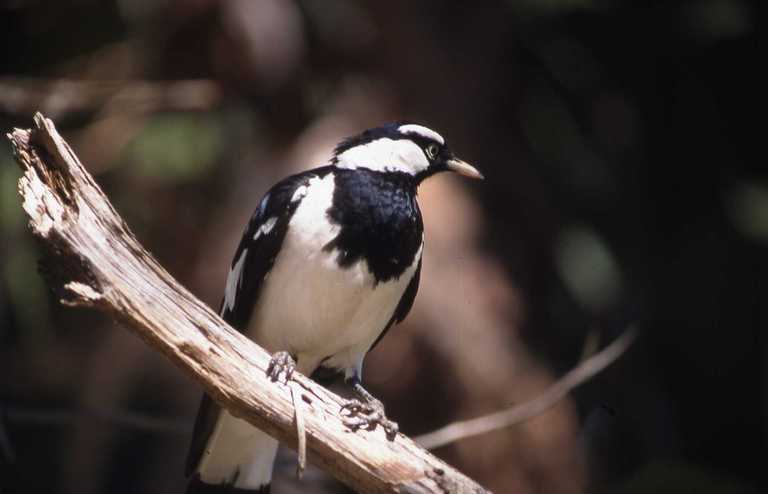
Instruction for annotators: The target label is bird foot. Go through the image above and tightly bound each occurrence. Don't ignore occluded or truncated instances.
[266,351,295,384]
[340,397,399,440]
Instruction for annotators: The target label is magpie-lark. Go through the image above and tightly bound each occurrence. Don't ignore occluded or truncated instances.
[186,122,482,493]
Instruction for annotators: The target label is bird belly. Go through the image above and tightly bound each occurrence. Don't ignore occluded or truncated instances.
[249,233,417,376]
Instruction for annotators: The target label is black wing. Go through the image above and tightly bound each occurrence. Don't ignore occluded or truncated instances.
[186,166,332,476]
[369,255,422,351]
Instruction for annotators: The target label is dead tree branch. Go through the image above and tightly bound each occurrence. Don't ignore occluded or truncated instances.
[414,328,637,450]
[7,113,488,494]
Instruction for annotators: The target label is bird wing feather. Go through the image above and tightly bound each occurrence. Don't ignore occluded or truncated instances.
[186,166,332,476]
[370,255,422,351]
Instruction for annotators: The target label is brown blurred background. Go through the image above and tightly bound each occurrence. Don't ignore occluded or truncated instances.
[0,1,764,493]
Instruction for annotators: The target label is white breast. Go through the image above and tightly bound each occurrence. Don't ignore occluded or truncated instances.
[247,173,421,376]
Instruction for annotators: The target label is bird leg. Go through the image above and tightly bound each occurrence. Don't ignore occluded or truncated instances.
[340,376,399,440]
[265,351,308,478]
[266,350,296,384]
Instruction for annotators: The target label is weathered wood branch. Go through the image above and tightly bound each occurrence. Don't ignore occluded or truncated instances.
[7,113,488,494]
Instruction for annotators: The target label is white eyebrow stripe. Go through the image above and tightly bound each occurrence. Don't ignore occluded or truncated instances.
[397,124,445,145]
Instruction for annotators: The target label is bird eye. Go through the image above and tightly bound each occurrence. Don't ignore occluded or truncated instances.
[426,143,439,160]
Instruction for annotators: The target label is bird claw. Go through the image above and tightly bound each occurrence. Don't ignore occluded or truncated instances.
[340,398,399,440]
[266,351,295,384]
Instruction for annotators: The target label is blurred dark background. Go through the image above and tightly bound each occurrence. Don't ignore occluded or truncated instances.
[0,1,764,493]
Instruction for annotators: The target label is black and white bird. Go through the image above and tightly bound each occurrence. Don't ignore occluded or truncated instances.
[186,122,482,493]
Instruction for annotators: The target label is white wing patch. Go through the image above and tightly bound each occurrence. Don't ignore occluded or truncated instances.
[397,124,445,145]
[253,216,277,241]
[291,184,308,203]
[222,248,248,313]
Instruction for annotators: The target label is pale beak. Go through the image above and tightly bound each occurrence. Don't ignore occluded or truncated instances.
[446,158,484,180]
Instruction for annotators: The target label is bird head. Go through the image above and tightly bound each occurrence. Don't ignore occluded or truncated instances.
[331,122,483,184]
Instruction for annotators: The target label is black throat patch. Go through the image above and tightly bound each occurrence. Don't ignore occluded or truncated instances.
[324,169,423,284]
